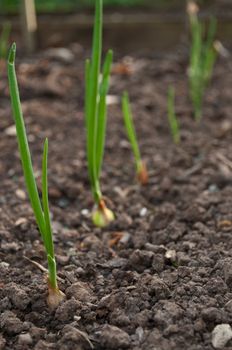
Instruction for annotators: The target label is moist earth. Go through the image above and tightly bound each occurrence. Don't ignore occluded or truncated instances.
[0,44,232,349]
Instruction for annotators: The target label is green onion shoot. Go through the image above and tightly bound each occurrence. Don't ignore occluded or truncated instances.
[7,43,64,309]
[85,0,114,227]
[122,91,148,185]
[167,86,180,145]
[187,1,217,121]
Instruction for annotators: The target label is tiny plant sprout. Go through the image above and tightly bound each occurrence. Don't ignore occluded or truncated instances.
[167,86,180,145]
[7,43,64,309]
[122,91,148,185]
[187,1,217,121]
[85,0,114,227]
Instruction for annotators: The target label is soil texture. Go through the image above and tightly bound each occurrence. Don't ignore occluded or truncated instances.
[0,44,232,349]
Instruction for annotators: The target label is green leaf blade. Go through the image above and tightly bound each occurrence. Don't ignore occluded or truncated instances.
[122,91,141,171]
[85,58,95,187]
[7,43,46,240]
[167,86,180,145]
[95,49,113,178]
[88,0,103,187]
[42,138,54,259]
[42,139,57,289]
[8,43,60,296]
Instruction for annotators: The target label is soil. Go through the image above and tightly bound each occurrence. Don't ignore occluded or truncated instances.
[0,43,232,350]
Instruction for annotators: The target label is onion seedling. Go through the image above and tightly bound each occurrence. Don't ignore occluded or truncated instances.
[122,91,148,185]
[7,43,64,309]
[167,86,180,145]
[187,1,217,121]
[85,0,114,227]
[0,22,11,60]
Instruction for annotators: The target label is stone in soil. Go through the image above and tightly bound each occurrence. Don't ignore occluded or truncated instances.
[211,324,232,349]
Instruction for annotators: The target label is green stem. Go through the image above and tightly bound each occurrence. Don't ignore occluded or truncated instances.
[89,0,102,186]
[42,138,55,260]
[93,179,102,204]
[7,43,46,245]
[47,255,57,290]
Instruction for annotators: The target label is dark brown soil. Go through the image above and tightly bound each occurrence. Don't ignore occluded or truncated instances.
[1,44,232,350]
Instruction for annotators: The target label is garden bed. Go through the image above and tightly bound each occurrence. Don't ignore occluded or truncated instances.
[0,45,232,349]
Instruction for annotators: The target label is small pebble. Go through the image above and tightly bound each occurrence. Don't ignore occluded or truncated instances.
[18,333,33,345]
[0,262,9,269]
[208,184,219,193]
[28,134,35,142]
[106,95,119,105]
[15,217,28,227]
[45,47,75,63]
[15,189,26,200]
[165,249,177,263]
[5,125,16,136]
[135,326,144,342]
[212,324,232,349]
[140,207,148,217]
[81,208,89,216]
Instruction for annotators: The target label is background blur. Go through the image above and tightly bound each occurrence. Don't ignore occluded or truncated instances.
[0,0,232,55]
[1,0,231,12]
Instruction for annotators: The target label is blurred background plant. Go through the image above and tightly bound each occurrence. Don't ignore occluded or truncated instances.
[1,0,228,13]
[122,92,148,185]
[187,1,217,121]
[0,0,191,13]
[0,22,11,59]
[1,0,231,55]
[167,86,180,144]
